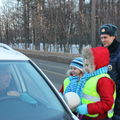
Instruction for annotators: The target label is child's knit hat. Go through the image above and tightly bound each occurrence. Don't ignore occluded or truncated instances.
[70,57,83,72]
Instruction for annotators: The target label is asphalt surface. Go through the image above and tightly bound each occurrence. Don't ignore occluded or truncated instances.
[31,58,69,91]
[16,49,79,64]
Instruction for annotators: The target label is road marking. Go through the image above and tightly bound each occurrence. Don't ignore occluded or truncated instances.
[42,68,67,77]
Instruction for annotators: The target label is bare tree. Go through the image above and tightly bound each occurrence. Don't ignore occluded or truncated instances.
[91,0,96,47]
[78,0,84,52]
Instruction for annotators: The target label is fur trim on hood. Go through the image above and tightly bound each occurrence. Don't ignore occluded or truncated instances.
[82,45,110,73]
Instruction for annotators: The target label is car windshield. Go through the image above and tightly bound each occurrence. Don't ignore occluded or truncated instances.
[0,61,72,120]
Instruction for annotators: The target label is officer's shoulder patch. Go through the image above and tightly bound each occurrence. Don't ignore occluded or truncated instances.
[108,65,112,71]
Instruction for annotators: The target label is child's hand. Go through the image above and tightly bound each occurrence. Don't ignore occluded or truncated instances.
[76,104,88,115]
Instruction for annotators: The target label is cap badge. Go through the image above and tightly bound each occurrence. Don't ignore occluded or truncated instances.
[108,65,112,71]
[101,28,105,32]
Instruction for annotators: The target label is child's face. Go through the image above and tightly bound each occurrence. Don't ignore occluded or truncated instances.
[84,59,90,73]
[70,66,82,77]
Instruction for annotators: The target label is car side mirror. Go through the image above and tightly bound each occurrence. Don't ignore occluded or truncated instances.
[64,92,80,111]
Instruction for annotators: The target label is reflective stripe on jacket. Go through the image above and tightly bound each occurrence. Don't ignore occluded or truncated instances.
[81,73,116,118]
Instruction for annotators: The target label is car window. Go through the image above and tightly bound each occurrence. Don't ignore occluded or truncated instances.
[16,62,62,107]
[0,61,72,120]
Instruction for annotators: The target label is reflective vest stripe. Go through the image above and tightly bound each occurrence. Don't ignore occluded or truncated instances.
[107,91,116,118]
[82,93,100,102]
[108,108,113,114]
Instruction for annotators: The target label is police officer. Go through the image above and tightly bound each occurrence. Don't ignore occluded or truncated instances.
[98,24,120,120]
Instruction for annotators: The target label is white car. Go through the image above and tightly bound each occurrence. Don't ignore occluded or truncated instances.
[0,43,79,120]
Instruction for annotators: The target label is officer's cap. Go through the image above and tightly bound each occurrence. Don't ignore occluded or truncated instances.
[98,24,117,36]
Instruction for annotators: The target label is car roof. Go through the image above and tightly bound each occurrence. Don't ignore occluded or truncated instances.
[0,43,29,60]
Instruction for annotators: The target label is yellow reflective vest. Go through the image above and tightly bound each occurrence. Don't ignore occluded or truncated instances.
[63,78,70,92]
[81,73,116,118]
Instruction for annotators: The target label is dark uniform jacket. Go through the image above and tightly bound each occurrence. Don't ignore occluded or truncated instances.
[107,39,120,92]
[103,39,120,116]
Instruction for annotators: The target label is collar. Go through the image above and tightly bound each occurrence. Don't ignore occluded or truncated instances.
[102,39,120,53]
[108,39,120,53]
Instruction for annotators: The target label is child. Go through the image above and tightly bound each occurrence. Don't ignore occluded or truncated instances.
[76,46,116,120]
[59,57,84,94]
